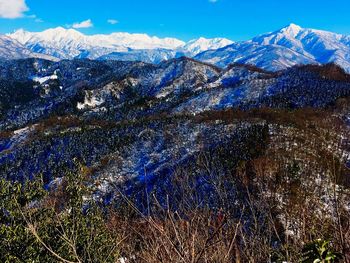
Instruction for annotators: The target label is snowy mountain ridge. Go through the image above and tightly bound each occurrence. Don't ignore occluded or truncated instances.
[4,24,350,72]
[6,27,231,60]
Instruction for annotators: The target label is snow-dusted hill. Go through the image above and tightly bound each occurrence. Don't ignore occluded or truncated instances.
[0,58,349,183]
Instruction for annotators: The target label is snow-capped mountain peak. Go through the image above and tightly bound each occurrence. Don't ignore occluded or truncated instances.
[251,23,305,47]
[10,27,85,45]
[194,23,350,73]
[280,23,302,36]
[41,27,85,40]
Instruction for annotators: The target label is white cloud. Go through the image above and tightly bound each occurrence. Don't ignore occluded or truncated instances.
[27,14,43,23]
[209,0,218,2]
[107,19,118,25]
[0,0,29,19]
[72,19,93,29]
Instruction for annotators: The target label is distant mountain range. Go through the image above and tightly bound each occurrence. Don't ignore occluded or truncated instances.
[3,24,350,72]
[3,27,232,62]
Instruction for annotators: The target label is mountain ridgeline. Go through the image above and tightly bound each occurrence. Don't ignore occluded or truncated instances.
[0,58,349,130]
[3,24,350,73]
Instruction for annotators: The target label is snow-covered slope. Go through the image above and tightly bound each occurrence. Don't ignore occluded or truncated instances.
[195,42,316,71]
[97,48,178,64]
[176,63,350,114]
[0,35,34,60]
[180,37,234,56]
[196,24,350,72]
[0,35,57,61]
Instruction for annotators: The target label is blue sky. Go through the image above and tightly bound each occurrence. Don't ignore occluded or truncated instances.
[1,0,350,41]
